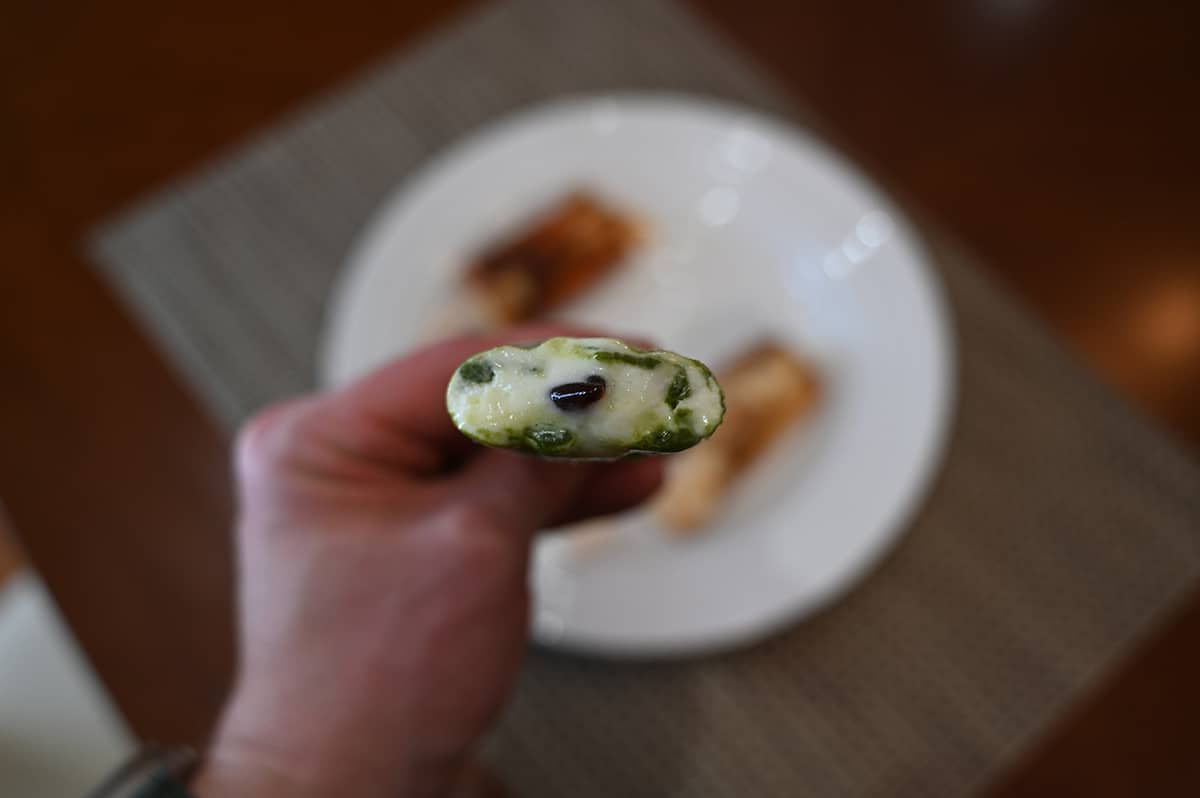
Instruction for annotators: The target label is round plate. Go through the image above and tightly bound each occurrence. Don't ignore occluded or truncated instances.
[321,94,955,658]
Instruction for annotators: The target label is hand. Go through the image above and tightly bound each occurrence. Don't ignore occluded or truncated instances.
[191,326,663,797]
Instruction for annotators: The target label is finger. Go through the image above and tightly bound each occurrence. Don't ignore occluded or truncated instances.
[458,449,599,531]
[458,450,665,532]
[308,323,612,473]
[550,455,665,527]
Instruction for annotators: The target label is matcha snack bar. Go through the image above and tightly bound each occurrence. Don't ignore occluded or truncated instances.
[446,337,724,459]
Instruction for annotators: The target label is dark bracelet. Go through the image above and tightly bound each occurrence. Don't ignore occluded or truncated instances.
[85,744,199,798]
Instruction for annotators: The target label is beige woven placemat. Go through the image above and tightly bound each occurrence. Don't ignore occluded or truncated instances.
[89,0,1200,795]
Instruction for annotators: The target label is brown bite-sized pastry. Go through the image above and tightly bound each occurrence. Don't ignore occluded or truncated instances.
[654,342,821,533]
[463,193,638,326]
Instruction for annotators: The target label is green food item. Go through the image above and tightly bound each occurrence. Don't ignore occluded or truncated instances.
[592,350,662,369]
[458,359,495,383]
[524,425,575,454]
[633,425,702,453]
[664,368,691,409]
[445,336,724,459]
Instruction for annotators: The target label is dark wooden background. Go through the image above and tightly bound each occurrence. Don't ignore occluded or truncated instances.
[2,1,1198,794]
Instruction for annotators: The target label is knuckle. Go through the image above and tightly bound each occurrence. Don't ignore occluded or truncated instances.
[432,502,495,539]
[427,503,513,570]
[234,398,313,479]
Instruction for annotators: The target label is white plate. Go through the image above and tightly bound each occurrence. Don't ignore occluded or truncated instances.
[321,94,955,658]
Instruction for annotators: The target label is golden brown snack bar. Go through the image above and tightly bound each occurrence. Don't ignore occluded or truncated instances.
[654,342,821,532]
[465,193,638,324]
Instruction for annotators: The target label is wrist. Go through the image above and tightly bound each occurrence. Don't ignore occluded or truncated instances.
[192,682,459,798]
[189,742,312,797]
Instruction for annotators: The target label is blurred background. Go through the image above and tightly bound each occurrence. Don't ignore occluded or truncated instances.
[2,1,1198,795]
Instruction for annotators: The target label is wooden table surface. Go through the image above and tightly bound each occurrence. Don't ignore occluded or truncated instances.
[2,1,1198,794]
